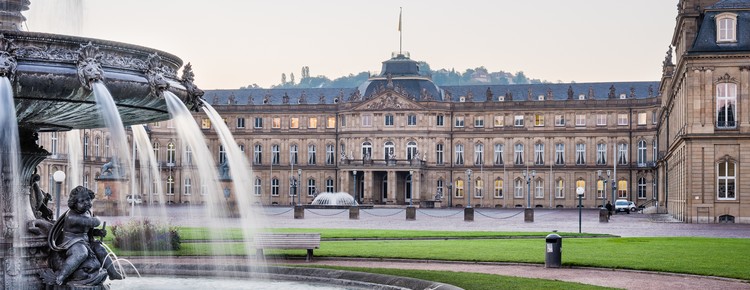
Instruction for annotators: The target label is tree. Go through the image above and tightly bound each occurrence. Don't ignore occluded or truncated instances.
[281,73,287,85]
[290,73,295,85]
[513,71,528,84]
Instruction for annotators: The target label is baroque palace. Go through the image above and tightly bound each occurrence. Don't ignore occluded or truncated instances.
[35,0,750,223]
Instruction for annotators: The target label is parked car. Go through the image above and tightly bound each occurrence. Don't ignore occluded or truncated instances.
[628,201,638,213]
[614,199,632,214]
[126,194,143,205]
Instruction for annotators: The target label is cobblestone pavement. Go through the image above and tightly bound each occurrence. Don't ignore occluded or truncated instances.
[104,206,750,289]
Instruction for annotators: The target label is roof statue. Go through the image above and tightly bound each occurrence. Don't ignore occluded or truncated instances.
[485,87,493,102]
[282,92,289,104]
[608,85,616,99]
[567,85,574,100]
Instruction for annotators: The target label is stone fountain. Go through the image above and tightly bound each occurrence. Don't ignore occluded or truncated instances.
[0,1,203,288]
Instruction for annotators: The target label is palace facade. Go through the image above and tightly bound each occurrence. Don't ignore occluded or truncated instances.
[34,0,750,223]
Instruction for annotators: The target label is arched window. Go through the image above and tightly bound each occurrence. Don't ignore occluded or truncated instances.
[637,177,647,199]
[474,143,484,165]
[717,83,737,128]
[384,141,395,159]
[455,144,464,165]
[717,161,736,200]
[617,180,628,198]
[362,141,372,159]
[637,140,647,165]
[716,13,737,42]
[514,143,524,165]
[407,141,418,160]
[494,179,503,198]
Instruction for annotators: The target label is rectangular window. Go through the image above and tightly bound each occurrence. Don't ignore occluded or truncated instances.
[576,143,585,165]
[494,179,503,198]
[272,145,280,165]
[652,111,657,124]
[327,116,336,128]
[308,117,318,129]
[555,179,564,198]
[307,144,316,165]
[326,178,334,193]
[254,179,262,196]
[385,114,394,126]
[514,144,524,165]
[597,180,605,198]
[575,114,586,127]
[272,178,279,196]
[617,180,628,199]
[236,117,245,128]
[474,116,484,128]
[290,117,299,128]
[436,114,444,126]
[436,143,444,165]
[534,179,544,198]
[514,179,523,198]
[475,179,484,198]
[326,144,335,165]
[597,143,607,165]
[618,143,628,165]
[474,144,484,165]
[253,144,262,165]
[534,143,544,165]
[494,115,504,127]
[362,114,372,127]
[254,117,263,128]
[494,144,504,165]
[718,16,736,42]
[555,143,564,165]
[340,115,346,127]
[617,114,628,126]
[290,145,298,165]
[201,119,211,129]
[455,144,464,165]
[534,114,544,126]
[455,116,465,127]
[514,115,524,127]
[407,114,417,126]
[554,115,564,126]
[637,112,647,125]
[717,161,736,200]
[272,117,281,128]
[717,83,737,128]
[596,114,607,126]
[455,180,464,198]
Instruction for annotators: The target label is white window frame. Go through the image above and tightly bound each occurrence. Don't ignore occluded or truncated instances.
[717,83,737,128]
[514,178,523,198]
[717,161,737,200]
[637,112,647,125]
[617,113,628,126]
[534,179,544,199]
[254,178,262,196]
[555,143,564,165]
[575,114,586,127]
[362,114,372,127]
[474,116,484,128]
[514,143,524,165]
[618,143,628,165]
[637,177,647,199]
[514,115,524,127]
[474,143,484,165]
[554,115,564,127]
[716,13,737,43]
[436,143,444,165]
[534,114,544,127]
[576,143,585,165]
[455,116,465,127]
[555,179,564,198]
[455,144,465,165]
[494,179,503,198]
[534,143,544,165]
[494,144,504,165]
[237,117,245,128]
[637,140,647,165]
[596,143,607,165]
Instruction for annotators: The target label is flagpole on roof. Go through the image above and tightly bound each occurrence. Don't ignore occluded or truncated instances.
[399,7,402,55]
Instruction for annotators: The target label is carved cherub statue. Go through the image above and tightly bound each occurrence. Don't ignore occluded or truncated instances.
[42,186,123,286]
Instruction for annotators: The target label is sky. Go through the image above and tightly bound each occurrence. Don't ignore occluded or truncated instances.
[24,0,678,90]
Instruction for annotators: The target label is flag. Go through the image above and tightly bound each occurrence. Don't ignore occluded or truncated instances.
[398,8,402,32]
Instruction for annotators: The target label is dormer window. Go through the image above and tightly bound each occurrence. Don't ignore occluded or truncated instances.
[716,13,737,43]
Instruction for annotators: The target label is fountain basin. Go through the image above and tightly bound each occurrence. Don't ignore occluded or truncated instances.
[120,263,462,290]
[1,30,191,131]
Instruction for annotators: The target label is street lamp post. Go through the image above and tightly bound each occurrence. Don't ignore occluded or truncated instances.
[409,170,413,207]
[577,186,584,233]
[523,169,536,208]
[297,168,302,205]
[53,170,66,219]
[465,169,472,208]
[464,169,474,222]
[523,169,535,222]
[352,170,357,204]
[447,182,453,207]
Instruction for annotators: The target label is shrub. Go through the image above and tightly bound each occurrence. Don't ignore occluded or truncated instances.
[111,218,181,251]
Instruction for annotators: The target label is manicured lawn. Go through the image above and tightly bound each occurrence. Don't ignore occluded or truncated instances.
[307,266,616,290]
[109,227,750,280]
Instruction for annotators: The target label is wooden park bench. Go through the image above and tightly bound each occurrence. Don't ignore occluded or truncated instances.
[253,233,321,261]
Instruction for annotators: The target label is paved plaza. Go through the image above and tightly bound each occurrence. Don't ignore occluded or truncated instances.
[106,205,750,238]
[105,205,750,290]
